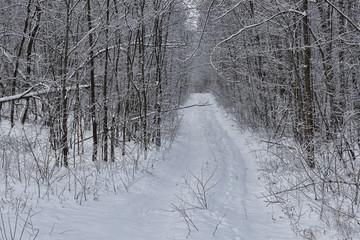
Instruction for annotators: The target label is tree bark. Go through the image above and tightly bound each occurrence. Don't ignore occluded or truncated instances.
[102,0,110,162]
[303,0,315,168]
[87,0,98,162]
[11,0,33,127]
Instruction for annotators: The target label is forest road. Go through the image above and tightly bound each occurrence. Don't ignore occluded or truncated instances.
[35,93,297,240]
[153,93,297,240]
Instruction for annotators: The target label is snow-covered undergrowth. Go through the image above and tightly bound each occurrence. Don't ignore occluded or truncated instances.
[214,92,360,239]
[256,138,360,239]
[0,119,168,239]
[0,93,299,239]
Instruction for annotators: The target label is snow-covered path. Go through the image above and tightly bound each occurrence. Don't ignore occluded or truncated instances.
[34,93,298,240]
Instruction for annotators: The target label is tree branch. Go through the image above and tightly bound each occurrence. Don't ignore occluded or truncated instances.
[0,84,90,104]
[210,10,306,71]
[325,0,360,32]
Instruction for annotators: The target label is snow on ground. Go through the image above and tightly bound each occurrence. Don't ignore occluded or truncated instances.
[31,93,298,239]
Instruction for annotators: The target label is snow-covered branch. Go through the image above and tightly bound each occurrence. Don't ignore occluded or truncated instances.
[0,84,90,104]
[210,10,306,71]
[325,0,360,32]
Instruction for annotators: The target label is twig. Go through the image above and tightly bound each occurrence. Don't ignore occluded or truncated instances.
[171,203,199,238]
[213,209,228,236]
[242,200,248,220]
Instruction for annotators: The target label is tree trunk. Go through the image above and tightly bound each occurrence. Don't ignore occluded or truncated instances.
[61,0,72,167]
[11,0,33,127]
[102,0,110,162]
[303,0,315,168]
[87,0,98,162]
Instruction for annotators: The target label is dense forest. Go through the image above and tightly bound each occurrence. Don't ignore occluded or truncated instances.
[196,0,360,238]
[0,0,359,239]
[0,0,192,165]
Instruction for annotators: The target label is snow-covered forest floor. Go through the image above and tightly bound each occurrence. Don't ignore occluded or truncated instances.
[1,93,350,240]
[1,0,358,239]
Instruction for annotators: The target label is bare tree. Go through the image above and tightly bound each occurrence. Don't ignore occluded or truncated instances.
[86,0,98,163]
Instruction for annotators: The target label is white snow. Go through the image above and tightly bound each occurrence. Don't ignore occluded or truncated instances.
[30,93,298,239]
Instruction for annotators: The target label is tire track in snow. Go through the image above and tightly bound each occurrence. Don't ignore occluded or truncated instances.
[177,93,297,240]
[194,94,252,239]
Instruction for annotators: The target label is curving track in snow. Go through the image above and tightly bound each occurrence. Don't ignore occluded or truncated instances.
[163,93,297,240]
[34,93,297,240]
